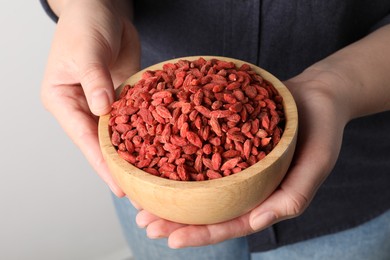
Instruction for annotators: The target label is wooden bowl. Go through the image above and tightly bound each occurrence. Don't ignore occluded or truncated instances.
[98,56,298,224]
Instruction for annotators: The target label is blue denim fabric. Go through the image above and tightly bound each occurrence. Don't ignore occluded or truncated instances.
[113,195,390,260]
[112,195,250,260]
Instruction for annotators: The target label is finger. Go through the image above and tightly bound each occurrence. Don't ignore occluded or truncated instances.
[136,210,161,228]
[75,42,115,116]
[145,219,186,239]
[76,20,141,114]
[167,215,253,248]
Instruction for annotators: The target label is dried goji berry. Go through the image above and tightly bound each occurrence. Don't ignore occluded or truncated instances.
[109,57,285,181]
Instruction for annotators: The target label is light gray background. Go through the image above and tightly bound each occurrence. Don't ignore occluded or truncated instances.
[0,1,132,259]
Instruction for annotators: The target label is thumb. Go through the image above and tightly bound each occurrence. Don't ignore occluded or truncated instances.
[77,47,116,116]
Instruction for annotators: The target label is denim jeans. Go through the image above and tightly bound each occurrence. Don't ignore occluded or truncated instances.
[112,195,390,260]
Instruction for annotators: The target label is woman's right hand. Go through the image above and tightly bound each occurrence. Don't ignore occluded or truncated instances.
[41,0,140,196]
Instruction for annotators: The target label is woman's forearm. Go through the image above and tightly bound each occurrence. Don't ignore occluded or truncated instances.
[309,24,390,120]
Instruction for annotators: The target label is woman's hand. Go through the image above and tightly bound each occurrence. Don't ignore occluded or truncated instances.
[135,68,349,248]
[41,0,140,196]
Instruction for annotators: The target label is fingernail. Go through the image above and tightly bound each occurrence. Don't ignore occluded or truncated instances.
[168,239,182,249]
[147,231,162,239]
[135,216,147,228]
[91,89,111,114]
[251,211,276,230]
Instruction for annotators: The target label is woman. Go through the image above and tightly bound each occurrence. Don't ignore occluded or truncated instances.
[40,1,390,259]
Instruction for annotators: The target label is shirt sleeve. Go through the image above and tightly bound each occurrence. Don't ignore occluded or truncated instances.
[39,0,58,23]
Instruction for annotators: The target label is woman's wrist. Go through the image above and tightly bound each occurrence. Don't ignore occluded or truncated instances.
[306,25,390,120]
[301,63,356,122]
[286,64,352,127]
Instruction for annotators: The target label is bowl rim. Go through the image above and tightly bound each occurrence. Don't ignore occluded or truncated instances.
[98,55,298,190]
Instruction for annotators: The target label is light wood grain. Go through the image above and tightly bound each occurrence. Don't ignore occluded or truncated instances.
[98,56,298,224]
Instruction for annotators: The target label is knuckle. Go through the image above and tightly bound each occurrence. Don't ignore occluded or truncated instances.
[284,189,309,217]
[79,62,107,87]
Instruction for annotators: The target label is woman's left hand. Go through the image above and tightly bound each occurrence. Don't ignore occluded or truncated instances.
[134,68,349,248]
